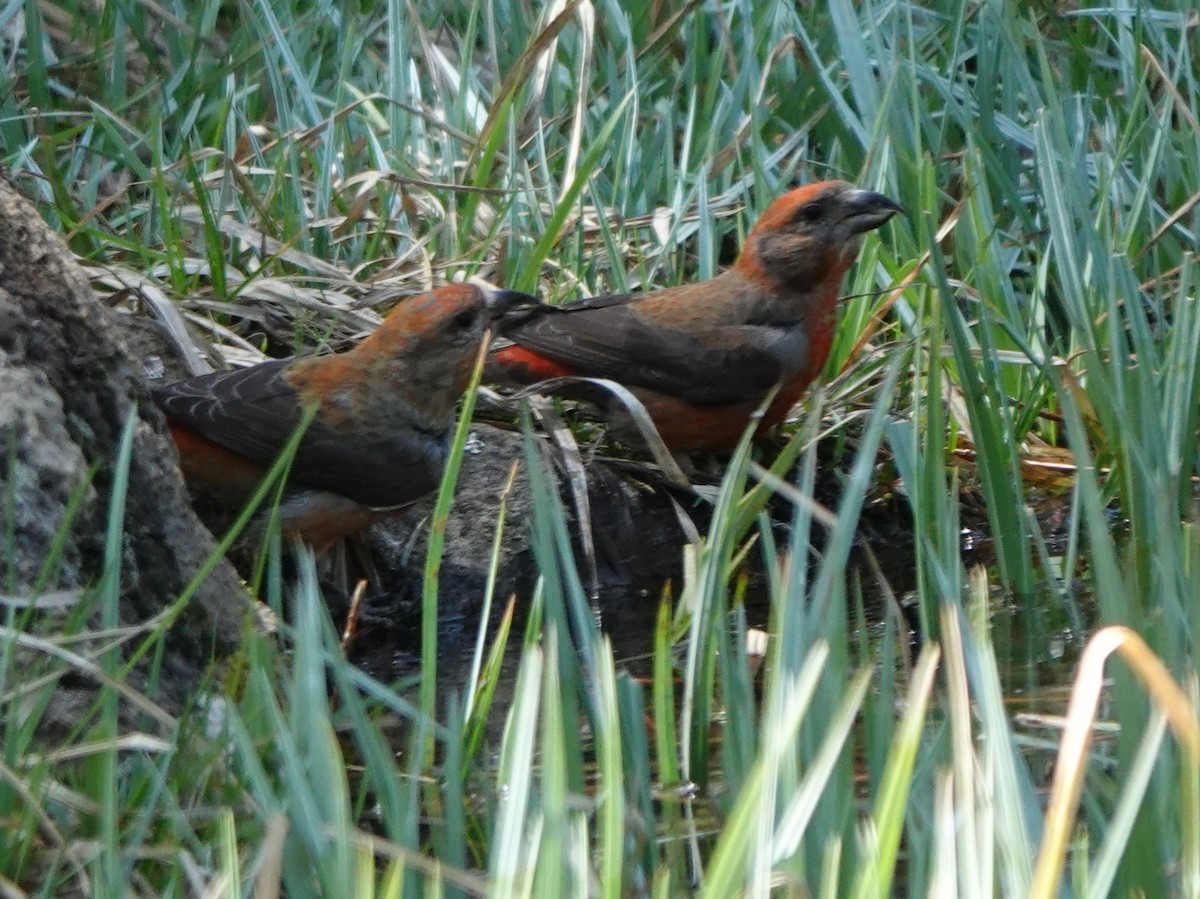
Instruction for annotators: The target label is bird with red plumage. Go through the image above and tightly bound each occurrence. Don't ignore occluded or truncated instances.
[154,284,537,549]
[487,180,901,451]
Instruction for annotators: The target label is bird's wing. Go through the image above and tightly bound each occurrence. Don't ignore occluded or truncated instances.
[502,296,784,407]
[154,362,444,508]
[153,361,308,464]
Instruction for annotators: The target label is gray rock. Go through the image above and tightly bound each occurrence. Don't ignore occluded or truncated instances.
[0,175,248,734]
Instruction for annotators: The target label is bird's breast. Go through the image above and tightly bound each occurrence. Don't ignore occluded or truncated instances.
[757,323,812,374]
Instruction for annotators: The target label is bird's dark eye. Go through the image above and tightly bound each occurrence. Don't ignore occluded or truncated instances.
[799,201,824,223]
[453,308,479,330]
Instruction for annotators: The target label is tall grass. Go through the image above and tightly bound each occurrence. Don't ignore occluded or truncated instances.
[3,0,1200,894]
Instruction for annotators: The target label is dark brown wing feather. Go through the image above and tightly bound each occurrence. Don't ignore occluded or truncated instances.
[154,361,306,464]
[153,362,446,508]
[505,296,782,406]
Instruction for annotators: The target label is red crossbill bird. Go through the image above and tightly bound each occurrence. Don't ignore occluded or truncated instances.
[154,284,537,549]
[487,180,902,451]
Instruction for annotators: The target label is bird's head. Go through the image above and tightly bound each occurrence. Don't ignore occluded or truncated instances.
[736,180,902,289]
[359,284,540,422]
[369,284,539,356]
